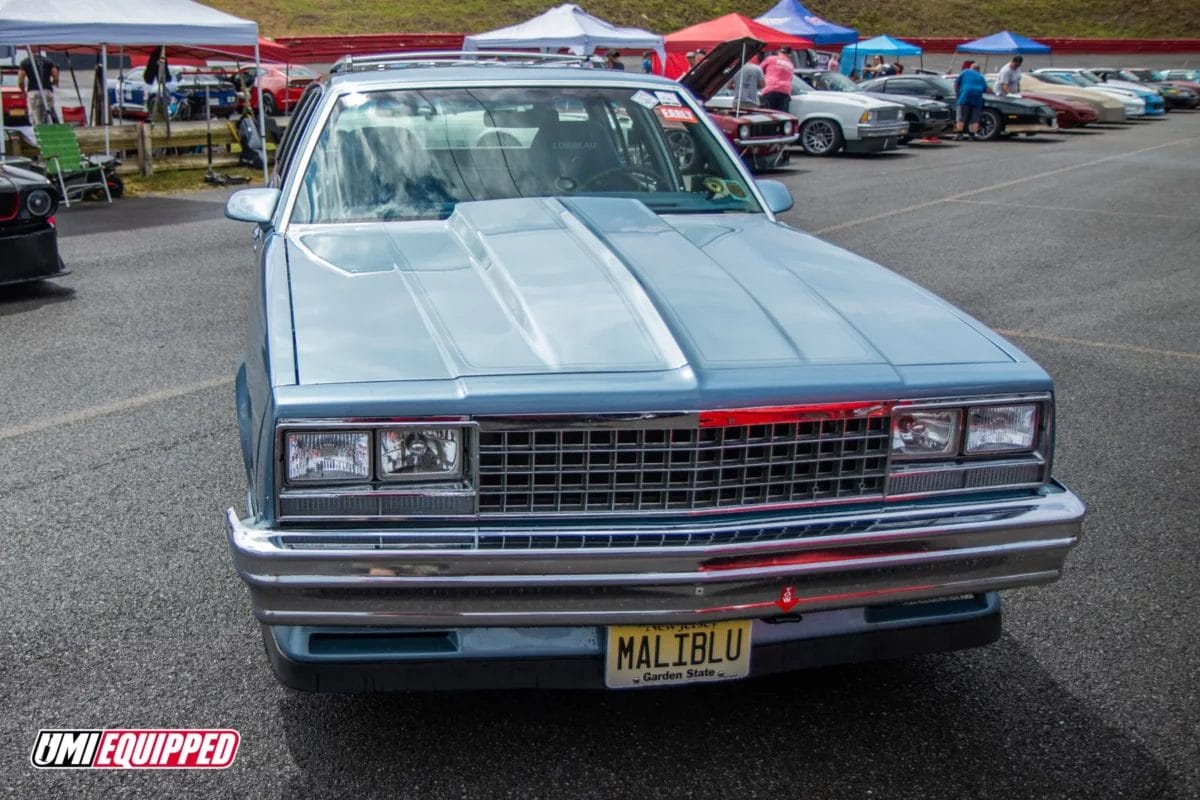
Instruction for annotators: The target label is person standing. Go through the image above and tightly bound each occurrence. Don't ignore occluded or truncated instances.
[995,54,1023,96]
[18,49,59,125]
[827,53,840,73]
[604,50,625,71]
[759,47,794,111]
[954,62,988,140]
[730,52,765,106]
[641,51,654,74]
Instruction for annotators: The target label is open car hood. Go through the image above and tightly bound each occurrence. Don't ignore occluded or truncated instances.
[678,37,767,102]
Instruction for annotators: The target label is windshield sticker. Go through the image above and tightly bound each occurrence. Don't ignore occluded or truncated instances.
[655,90,682,106]
[656,105,698,124]
[631,90,660,109]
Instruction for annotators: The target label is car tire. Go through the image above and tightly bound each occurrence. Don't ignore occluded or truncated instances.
[262,92,277,117]
[799,118,844,156]
[665,128,700,172]
[977,109,1002,141]
[107,175,125,199]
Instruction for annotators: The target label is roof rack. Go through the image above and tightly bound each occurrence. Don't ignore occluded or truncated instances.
[330,51,603,74]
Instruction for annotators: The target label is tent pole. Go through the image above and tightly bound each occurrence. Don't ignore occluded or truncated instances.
[101,44,110,154]
[254,41,267,183]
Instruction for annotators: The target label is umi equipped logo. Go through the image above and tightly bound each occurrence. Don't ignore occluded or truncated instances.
[30,729,239,769]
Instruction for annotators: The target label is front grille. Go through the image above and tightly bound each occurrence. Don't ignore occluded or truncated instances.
[477,417,890,516]
[875,107,903,122]
[748,121,784,137]
[929,107,951,120]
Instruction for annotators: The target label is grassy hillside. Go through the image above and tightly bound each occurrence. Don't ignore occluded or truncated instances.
[211,0,1200,39]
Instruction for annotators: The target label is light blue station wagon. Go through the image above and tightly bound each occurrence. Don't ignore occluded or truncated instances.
[224,52,1084,691]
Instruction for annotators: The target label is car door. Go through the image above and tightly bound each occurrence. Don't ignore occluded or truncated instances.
[887,78,944,102]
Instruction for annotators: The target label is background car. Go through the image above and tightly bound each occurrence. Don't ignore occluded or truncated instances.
[1033,69,1165,116]
[680,40,799,170]
[1140,68,1200,97]
[776,75,908,156]
[859,74,1058,140]
[232,63,319,116]
[1091,67,1199,110]
[1,67,28,126]
[0,162,66,286]
[1019,92,1098,128]
[107,66,238,120]
[796,69,952,141]
[1009,72,1132,122]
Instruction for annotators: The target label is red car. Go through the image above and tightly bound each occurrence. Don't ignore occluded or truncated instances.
[234,63,318,116]
[679,38,799,171]
[1,67,29,126]
[1020,92,1097,129]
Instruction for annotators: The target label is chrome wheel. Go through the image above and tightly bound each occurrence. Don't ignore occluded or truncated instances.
[799,119,843,156]
[666,129,699,171]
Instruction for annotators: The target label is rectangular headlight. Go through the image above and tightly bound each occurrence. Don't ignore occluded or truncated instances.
[379,427,464,482]
[892,409,961,459]
[286,431,370,483]
[965,405,1038,454]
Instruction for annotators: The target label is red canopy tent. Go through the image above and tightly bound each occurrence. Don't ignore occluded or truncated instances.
[664,13,813,52]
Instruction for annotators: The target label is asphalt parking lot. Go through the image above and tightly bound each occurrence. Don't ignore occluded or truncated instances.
[2,111,1198,799]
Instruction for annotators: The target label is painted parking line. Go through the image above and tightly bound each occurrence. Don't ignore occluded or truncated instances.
[997,330,1200,362]
[812,136,1199,236]
[954,198,1200,222]
[0,376,233,442]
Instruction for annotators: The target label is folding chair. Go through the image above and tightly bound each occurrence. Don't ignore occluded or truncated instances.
[34,123,113,207]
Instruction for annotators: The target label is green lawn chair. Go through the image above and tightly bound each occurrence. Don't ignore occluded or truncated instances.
[34,123,112,207]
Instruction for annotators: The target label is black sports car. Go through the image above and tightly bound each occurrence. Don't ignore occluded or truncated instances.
[0,162,67,287]
[858,75,1057,141]
[794,69,953,140]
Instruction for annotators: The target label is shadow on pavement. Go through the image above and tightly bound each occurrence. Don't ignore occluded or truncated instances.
[0,279,76,315]
[54,195,227,238]
[276,635,1176,799]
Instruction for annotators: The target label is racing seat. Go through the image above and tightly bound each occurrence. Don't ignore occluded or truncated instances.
[523,118,626,194]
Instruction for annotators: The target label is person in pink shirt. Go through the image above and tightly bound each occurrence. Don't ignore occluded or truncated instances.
[759,46,795,111]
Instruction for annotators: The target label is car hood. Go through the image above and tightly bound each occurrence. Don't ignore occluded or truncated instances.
[858,91,936,110]
[805,90,894,109]
[284,197,1020,388]
[679,37,766,102]
[0,163,51,191]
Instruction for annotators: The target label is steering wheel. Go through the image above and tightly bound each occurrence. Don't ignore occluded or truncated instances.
[572,164,665,192]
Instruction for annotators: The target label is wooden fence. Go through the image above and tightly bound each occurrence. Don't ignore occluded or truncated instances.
[5,117,286,176]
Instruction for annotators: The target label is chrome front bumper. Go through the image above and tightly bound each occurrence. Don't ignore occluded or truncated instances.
[733,134,800,147]
[857,121,910,139]
[227,485,1084,627]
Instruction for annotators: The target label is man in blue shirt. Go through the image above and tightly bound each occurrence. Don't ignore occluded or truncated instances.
[954,62,988,140]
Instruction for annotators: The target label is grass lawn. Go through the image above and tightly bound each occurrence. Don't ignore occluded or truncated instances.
[122,167,263,196]
[208,0,1200,39]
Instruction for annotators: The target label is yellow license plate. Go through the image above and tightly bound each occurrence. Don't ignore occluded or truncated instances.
[605,620,751,688]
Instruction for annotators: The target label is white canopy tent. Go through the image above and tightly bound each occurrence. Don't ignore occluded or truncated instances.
[0,0,267,179]
[464,3,665,63]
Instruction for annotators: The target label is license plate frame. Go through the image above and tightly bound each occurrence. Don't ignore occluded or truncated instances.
[605,620,751,689]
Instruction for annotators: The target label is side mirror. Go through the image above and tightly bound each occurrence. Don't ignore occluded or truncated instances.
[225,187,280,227]
[756,179,794,214]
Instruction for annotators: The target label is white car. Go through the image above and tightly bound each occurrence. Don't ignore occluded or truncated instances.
[775,76,909,156]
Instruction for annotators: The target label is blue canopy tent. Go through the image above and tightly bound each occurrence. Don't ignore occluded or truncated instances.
[955,30,1051,70]
[838,34,921,77]
[754,0,857,46]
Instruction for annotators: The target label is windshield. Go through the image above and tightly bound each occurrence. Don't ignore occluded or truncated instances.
[1125,69,1153,82]
[926,76,956,96]
[294,86,761,224]
[1070,71,1101,86]
[283,65,318,79]
[807,71,858,92]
